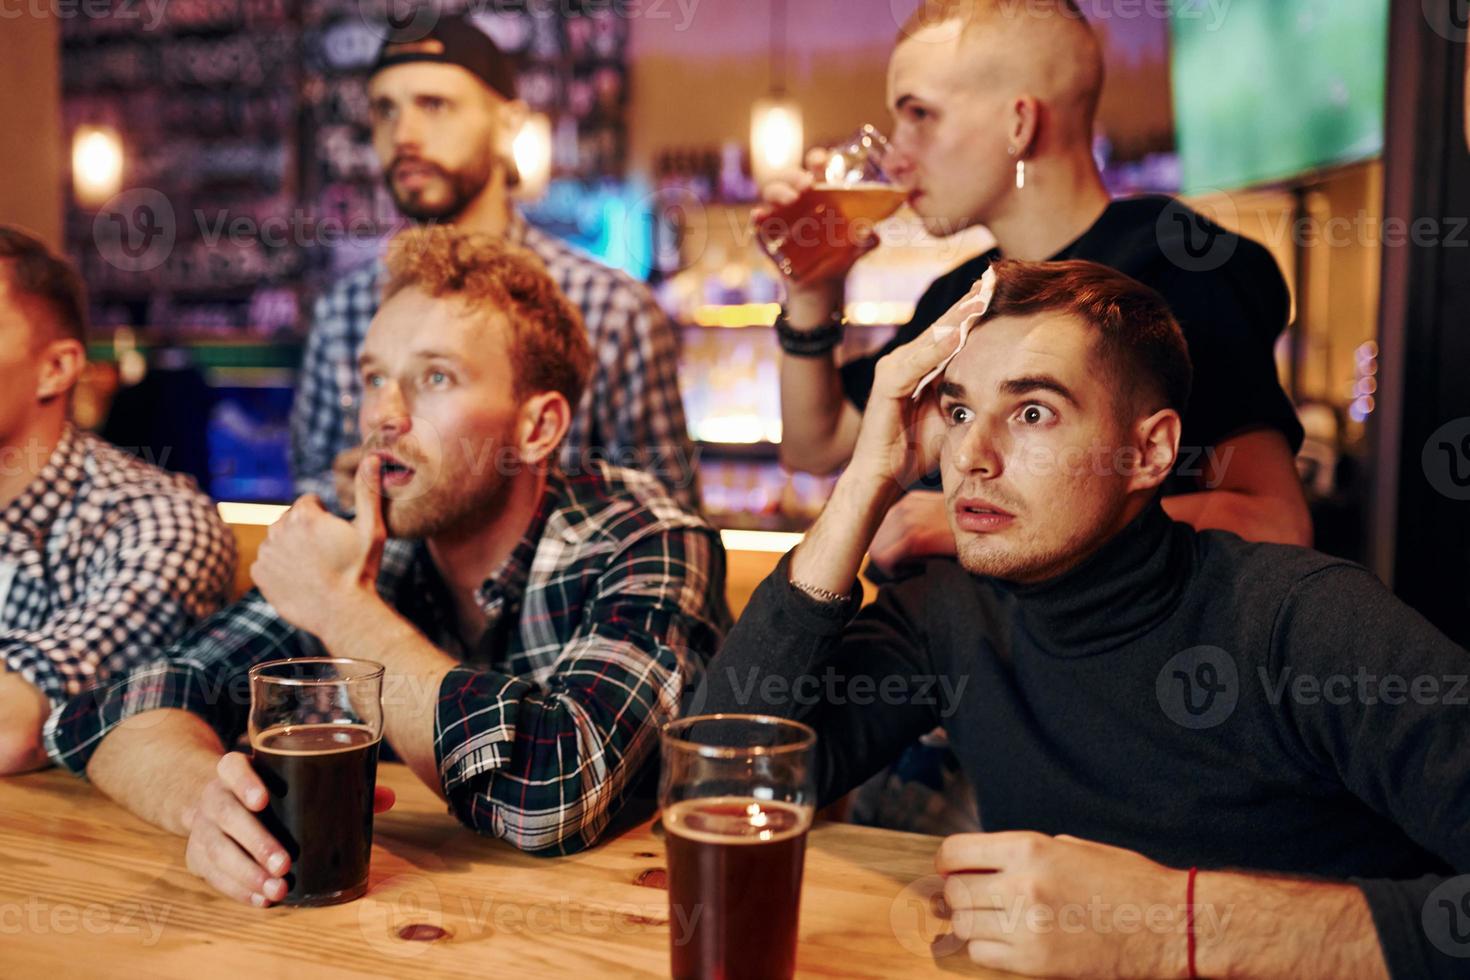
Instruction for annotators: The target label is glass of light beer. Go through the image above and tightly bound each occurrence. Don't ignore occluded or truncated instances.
[248,658,385,906]
[755,125,908,284]
[660,714,817,980]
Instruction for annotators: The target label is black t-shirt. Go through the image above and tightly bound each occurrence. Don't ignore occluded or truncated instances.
[839,196,1305,492]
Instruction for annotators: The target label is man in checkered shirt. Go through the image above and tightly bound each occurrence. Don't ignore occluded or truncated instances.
[46,228,729,907]
[0,226,235,774]
[292,14,699,512]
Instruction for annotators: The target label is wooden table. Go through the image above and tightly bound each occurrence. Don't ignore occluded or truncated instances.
[0,764,1009,978]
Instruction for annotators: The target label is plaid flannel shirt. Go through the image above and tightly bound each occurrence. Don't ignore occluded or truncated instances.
[46,463,729,855]
[1,425,235,705]
[289,213,700,511]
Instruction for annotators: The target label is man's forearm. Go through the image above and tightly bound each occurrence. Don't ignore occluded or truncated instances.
[790,470,902,596]
[86,710,225,835]
[777,283,860,475]
[1161,489,1312,547]
[318,597,452,799]
[1195,871,1388,980]
[778,353,860,474]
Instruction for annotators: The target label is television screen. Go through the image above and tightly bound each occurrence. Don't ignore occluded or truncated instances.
[1170,0,1389,193]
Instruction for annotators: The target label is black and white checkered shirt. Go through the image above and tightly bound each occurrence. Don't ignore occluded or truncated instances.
[290,213,700,511]
[0,425,236,705]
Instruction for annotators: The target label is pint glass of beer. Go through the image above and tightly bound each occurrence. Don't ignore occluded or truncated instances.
[248,658,385,906]
[659,714,817,980]
[755,125,907,284]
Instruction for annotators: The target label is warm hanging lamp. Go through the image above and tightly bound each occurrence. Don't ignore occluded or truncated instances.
[750,0,803,186]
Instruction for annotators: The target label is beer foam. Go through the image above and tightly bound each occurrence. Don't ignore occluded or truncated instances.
[251,723,380,755]
[663,797,813,846]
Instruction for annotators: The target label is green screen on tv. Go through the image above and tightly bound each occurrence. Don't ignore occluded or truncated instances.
[1170,0,1389,193]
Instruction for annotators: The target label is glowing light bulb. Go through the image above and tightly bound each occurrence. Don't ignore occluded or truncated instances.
[513,113,553,202]
[751,96,804,186]
[72,126,124,207]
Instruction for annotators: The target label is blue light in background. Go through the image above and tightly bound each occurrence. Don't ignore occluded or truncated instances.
[523,179,655,281]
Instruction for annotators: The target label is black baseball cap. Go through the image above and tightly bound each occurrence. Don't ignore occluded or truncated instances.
[371,12,518,102]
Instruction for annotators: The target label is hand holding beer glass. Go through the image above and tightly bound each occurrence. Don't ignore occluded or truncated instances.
[755,125,908,287]
[249,658,385,906]
[660,714,817,980]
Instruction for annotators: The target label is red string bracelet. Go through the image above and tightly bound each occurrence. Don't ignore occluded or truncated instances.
[1186,866,1199,980]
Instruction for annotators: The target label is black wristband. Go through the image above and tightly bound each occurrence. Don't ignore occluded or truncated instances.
[775,307,845,357]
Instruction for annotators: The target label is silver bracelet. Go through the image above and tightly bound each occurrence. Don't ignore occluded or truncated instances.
[790,578,850,605]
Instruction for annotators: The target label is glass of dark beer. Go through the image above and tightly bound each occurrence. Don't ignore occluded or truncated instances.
[248,658,385,906]
[755,125,908,284]
[659,714,817,980]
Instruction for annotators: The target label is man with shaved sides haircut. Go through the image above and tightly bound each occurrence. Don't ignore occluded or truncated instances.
[761,0,1310,837]
[766,0,1309,565]
[700,261,1469,980]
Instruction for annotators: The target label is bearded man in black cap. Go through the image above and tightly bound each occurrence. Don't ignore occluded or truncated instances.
[291,12,700,511]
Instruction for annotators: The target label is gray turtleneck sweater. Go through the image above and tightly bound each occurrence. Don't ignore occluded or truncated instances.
[696,503,1469,978]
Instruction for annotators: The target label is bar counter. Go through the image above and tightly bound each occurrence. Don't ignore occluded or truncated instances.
[0,763,1008,978]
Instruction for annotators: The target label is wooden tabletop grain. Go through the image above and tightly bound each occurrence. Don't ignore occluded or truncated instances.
[0,763,1010,979]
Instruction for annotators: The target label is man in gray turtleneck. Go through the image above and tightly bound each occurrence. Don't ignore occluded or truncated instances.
[698,258,1468,980]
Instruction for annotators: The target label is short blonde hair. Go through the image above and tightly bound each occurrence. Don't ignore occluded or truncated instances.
[901,0,1086,38]
[383,226,591,408]
[899,0,1104,133]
